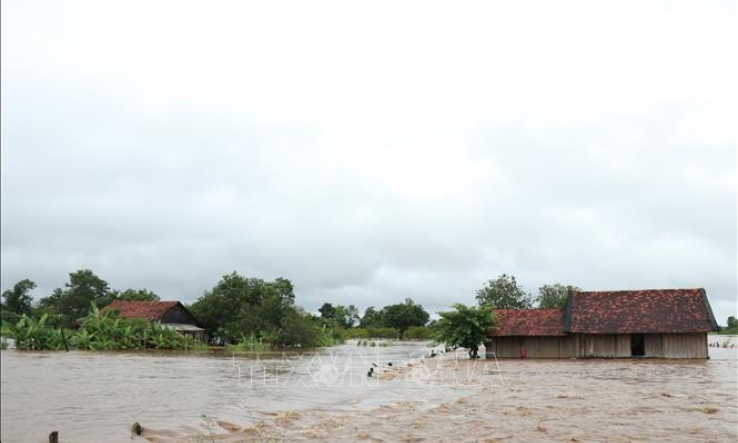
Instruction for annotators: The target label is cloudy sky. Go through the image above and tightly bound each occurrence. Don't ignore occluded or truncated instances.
[1,1,736,321]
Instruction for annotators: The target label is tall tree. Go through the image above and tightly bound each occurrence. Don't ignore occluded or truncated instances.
[435,303,495,359]
[536,284,579,309]
[189,272,296,343]
[1,279,36,316]
[360,306,384,328]
[38,270,111,326]
[318,303,336,320]
[727,316,738,331]
[333,304,359,328]
[381,298,429,337]
[475,274,533,309]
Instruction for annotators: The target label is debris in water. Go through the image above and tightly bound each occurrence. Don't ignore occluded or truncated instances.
[131,422,143,437]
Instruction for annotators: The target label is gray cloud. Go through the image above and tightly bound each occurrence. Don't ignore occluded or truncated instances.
[1,0,736,322]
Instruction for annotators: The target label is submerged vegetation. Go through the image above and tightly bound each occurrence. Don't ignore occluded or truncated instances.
[9,305,204,351]
[1,270,609,354]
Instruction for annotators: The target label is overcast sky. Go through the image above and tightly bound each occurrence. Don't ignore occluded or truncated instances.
[1,1,736,321]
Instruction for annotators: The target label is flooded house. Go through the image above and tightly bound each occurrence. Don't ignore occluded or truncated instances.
[106,300,206,341]
[486,288,718,359]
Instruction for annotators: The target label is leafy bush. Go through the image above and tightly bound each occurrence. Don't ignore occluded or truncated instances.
[364,327,400,339]
[11,315,68,350]
[11,304,205,351]
[341,328,371,339]
[403,326,433,340]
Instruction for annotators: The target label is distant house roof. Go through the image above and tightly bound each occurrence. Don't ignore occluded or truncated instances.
[567,288,718,334]
[492,309,566,336]
[106,300,181,321]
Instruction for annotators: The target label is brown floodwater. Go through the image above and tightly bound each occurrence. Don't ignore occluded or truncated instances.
[1,339,736,443]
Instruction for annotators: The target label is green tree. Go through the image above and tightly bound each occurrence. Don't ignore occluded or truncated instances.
[37,270,111,327]
[382,298,429,337]
[1,279,36,315]
[319,303,336,320]
[536,284,579,309]
[273,309,324,348]
[475,274,533,309]
[189,272,296,344]
[116,288,160,302]
[435,304,495,359]
[726,316,738,333]
[344,305,359,328]
[332,304,359,328]
[360,306,384,328]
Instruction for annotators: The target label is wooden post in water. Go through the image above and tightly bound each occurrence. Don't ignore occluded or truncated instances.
[60,328,70,352]
[49,431,59,443]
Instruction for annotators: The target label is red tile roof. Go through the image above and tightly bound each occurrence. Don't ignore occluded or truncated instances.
[491,309,566,336]
[567,288,718,334]
[106,300,180,321]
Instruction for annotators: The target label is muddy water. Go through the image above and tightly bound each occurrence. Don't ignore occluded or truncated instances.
[1,340,736,443]
[1,341,459,443]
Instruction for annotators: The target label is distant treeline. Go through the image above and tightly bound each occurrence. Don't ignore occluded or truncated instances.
[14,271,732,353]
[0,270,435,349]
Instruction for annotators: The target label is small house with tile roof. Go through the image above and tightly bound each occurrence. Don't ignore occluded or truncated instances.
[486,288,717,359]
[106,300,206,341]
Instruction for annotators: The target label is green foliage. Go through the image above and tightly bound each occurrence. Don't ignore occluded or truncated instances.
[435,304,496,359]
[1,279,36,316]
[225,333,270,352]
[728,315,738,329]
[10,315,67,350]
[37,270,112,328]
[335,305,359,328]
[360,306,384,328]
[364,327,400,339]
[722,316,738,334]
[318,303,336,320]
[273,309,327,348]
[1,310,22,329]
[475,274,533,309]
[341,328,371,339]
[536,283,579,309]
[11,304,204,351]
[403,326,433,340]
[190,272,296,345]
[318,303,359,328]
[379,299,429,336]
[115,288,160,302]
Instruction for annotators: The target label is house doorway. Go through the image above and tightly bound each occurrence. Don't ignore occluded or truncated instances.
[631,334,645,357]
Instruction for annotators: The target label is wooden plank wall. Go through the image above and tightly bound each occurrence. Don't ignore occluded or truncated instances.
[578,334,631,358]
[486,336,574,358]
[661,333,708,358]
[487,333,709,359]
[645,334,663,358]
